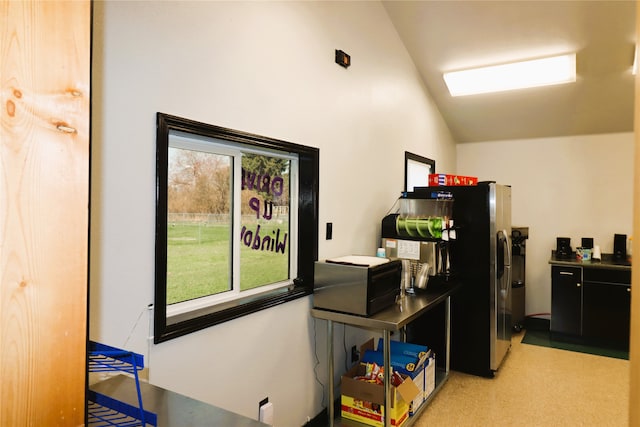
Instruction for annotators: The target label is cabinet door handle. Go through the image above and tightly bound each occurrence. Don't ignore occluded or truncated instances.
[627,288,631,293]
[560,271,574,276]
[576,283,581,287]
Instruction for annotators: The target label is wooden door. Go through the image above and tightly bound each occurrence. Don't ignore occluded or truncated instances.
[1,1,90,425]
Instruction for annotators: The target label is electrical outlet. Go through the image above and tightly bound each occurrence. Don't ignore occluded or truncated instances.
[351,345,359,363]
[259,401,273,424]
[258,397,268,418]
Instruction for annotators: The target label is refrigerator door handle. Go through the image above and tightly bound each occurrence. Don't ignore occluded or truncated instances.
[501,229,512,292]
[503,229,512,267]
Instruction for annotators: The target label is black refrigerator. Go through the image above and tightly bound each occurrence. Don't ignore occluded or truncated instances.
[408,182,512,378]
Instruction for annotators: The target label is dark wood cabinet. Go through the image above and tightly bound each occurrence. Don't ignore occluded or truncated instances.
[582,268,631,349]
[551,266,583,336]
[551,263,631,349]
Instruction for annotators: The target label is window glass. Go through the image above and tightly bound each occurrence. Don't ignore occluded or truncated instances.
[240,154,291,290]
[165,140,298,311]
[166,147,232,304]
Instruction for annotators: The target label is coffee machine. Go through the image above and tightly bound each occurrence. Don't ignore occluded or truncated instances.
[381,195,454,292]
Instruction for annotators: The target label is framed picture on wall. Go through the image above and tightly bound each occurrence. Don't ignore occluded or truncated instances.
[404,151,435,192]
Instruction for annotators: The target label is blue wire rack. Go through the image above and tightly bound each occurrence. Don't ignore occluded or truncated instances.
[88,341,157,426]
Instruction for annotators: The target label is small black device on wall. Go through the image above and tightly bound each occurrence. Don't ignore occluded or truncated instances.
[335,49,350,68]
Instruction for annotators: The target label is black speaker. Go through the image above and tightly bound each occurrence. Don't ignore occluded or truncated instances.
[556,237,571,259]
[614,234,627,260]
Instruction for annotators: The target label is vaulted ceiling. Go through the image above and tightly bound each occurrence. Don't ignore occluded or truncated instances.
[382,0,636,143]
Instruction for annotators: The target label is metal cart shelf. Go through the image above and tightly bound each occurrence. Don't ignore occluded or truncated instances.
[88,341,157,426]
[311,282,461,427]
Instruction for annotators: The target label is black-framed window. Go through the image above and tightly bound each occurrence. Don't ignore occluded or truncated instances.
[404,151,435,192]
[154,113,318,343]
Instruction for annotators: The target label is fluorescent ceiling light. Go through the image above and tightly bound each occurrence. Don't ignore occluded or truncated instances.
[443,53,576,97]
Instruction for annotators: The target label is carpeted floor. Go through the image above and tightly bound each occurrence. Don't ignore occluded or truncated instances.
[521,328,629,360]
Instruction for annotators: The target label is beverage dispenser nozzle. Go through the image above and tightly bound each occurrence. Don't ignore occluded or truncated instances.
[401,259,414,295]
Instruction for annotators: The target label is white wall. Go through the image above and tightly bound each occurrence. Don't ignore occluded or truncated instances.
[90,2,456,426]
[457,132,634,318]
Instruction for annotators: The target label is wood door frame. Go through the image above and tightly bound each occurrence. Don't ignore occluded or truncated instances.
[629,1,640,423]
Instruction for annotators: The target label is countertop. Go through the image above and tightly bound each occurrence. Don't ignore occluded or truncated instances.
[549,251,631,271]
[90,374,268,427]
[311,281,462,331]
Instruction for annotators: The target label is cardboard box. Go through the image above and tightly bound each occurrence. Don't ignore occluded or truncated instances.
[373,339,431,415]
[361,349,423,378]
[341,363,420,427]
[423,352,436,400]
[376,339,430,364]
[361,350,425,416]
[428,173,478,186]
